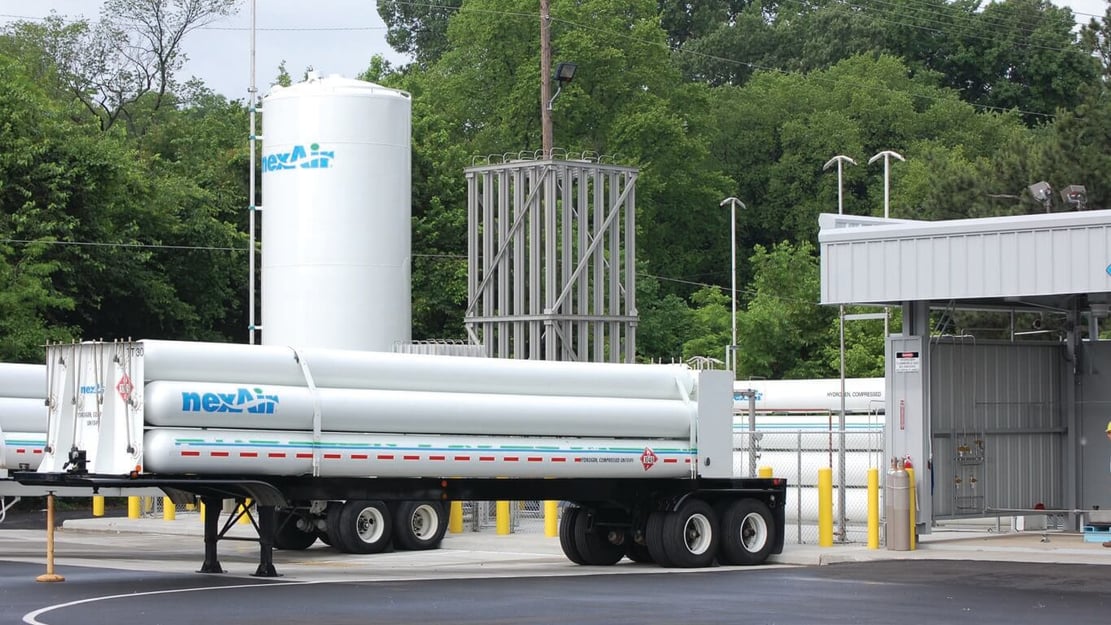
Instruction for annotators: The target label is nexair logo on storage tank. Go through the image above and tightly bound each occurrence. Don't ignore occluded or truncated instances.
[181,388,279,414]
[262,142,334,172]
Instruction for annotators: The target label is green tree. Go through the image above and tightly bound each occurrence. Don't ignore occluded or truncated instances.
[735,241,832,379]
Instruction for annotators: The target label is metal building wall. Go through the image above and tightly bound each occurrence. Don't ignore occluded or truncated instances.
[929,339,1065,518]
[1076,341,1111,510]
[464,158,638,362]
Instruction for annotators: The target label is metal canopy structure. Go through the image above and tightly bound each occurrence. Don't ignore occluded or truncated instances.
[819,209,1111,531]
[464,157,638,362]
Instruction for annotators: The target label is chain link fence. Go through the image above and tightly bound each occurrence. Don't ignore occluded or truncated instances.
[734,427,885,544]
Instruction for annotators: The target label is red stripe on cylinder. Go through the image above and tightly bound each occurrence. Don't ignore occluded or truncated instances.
[430,455,446,461]
[663,458,677,464]
[574,458,582,463]
[504,456,519,462]
[454,455,471,461]
[322,453,340,459]
[240,452,259,458]
[33,449,43,454]
[351,454,368,460]
[182,451,201,457]
[403,455,420,461]
[378,454,394,460]
[268,452,286,459]
[527,457,542,462]
[15,449,26,454]
[479,456,495,462]
[296,453,313,459]
[211,451,229,457]
[552,457,566,463]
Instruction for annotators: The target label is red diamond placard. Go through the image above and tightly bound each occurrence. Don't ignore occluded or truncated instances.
[116,374,133,402]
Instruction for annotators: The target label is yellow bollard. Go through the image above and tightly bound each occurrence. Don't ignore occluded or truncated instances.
[162,496,176,521]
[867,467,880,549]
[496,501,511,535]
[238,499,252,525]
[544,500,559,538]
[907,467,917,551]
[818,467,833,547]
[35,493,65,583]
[92,495,105,518]
[200,500,207,523]
[449,501,464,534]
[758,466,773,478]
[127,496,141,520]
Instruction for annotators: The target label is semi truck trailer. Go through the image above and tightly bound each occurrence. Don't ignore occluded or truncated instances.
[17,339,786,575]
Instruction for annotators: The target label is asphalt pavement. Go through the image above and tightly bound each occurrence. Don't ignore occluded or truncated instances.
[1,509,1104,572]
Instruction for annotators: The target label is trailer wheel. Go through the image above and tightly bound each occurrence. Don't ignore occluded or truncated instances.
[572,509,626,566]
[558,506,587,564]
[645,511,675,567]
[273,510,318,550]
[717,499,774,565]
[331,500,392,554]
[659,499,718,568]
[393,501,447,550]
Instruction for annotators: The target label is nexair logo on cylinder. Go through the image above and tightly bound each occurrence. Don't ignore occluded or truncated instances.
[181,388,280,414]
[262,142,334,172]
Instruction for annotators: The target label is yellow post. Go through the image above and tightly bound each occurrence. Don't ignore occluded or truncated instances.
[496,501,511,535]
[758,466,773,478]
[238,499,252,525]
[127,496,141,520]
[200,500,207,523]
[907,467,917,551]
[544,500,559,537]
[448,501,464,534]
[92,495,105,518]
[162,496,176,521]
[818,467,833,547]
[867,467,880,549]
[35,493,65,583]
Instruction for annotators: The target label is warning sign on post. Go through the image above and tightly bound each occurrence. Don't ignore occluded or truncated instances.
[894,351,920,373]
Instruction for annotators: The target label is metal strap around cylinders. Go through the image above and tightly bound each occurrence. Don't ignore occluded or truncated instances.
[290,347,323,477]
[674,370,698,479]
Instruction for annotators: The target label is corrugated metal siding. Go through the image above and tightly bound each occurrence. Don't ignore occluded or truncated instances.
[929,340,1064,517]
[820,210,1111,304]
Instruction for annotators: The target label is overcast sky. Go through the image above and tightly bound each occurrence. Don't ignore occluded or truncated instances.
[1,0,1108,101]
[0,0,404,100]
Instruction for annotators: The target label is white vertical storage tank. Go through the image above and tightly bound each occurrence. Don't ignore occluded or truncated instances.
[261,75,412,351]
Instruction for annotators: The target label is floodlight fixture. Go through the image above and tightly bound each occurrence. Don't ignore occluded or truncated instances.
[547,62,577,110]
[1027,181,1053,212]
[1060,184,1087,210]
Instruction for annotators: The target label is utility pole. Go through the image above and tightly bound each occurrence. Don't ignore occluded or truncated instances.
[540,0,552,158]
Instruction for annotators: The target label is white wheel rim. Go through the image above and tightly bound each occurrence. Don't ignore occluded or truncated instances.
[356,507,385,543]
[740,512,768,551]
[410,505,439,540]
[684,513,714,555]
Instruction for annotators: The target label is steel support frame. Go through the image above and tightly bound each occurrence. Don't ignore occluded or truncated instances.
[465,159,638,362]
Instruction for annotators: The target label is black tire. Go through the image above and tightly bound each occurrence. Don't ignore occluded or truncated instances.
[660,499,718,568]
[717,499,775,565]
[572,509,626,566]
[393,501,448,550]
[645,511,674,567]
[273,509,318,550]
[333,500,392,554]
[559,506,587,564]
[624,540,654,563]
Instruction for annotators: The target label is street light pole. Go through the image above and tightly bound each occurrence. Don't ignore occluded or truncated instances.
[869,150,904,338]
[720,197,745,373]
[823,155,856,543]
[868,150,904,219]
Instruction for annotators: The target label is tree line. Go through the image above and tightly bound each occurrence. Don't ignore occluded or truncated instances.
[1,0,1108,378]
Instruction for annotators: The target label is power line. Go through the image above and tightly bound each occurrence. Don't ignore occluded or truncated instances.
[0,239,246,252]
